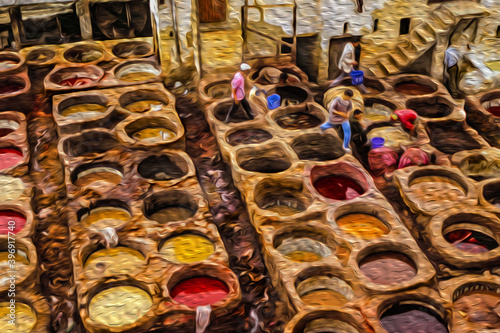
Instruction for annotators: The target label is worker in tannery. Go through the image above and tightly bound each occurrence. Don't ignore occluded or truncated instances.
[225,63,254,123]
[329,41,369,94]
[320,89,354,152]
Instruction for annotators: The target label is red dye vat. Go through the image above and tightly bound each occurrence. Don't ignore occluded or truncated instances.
[170,277,229,308]
[59,77,94,87]
[0,210,26,234]
[0,128,14,138]
[487,106,500,117]
[0,148,23,170]
[445,230,498,254]
[313,175,365,200]
[0,82,24,95]
[394,83,435,95]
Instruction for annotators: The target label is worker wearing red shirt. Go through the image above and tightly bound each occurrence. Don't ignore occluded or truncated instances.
[391,109,418,136]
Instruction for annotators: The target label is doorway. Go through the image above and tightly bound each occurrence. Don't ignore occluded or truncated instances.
[198,0,226,23]
[328,35,361,80]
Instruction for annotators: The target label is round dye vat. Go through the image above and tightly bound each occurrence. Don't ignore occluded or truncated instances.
[138,155,187,181]
[58,77,96,87]
[298,276,354,307]
[0,81,24,95]
[301,290,348,307]
[394,82,435,95]
[409,175,466,206]
[0,250,30,288]
[0,148,23,170]
[487,106,500,117]
[380,304,448,333]
[276,237,332,263]
[60,103,107,119]
[74,167,123,187]
[0,120,19,138]
[0,302,36,332]
[359,252,417,285]
[84,247,145,275]
[119,72,158,83]
[275,112,323,130]
[170,277,229,308]
[27,48,55,64]
[206,83,231,99]
[113,41,152,58]
[445,229,498,254]
[125,100,164,113]
[132,127,176,143]
[149,206,196,223]
[313,175,365,200]
[336,214,390,240]
[227,129,272,146]
[81,206,131,229]
[454,290,500,325]
[303,318,359,333]
[160,234,214,264]
[89,286,152,327]
[239,157,291,173]
[0,210,26,234]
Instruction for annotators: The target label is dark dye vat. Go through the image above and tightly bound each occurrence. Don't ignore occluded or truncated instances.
[275,112,322,130]
[359,252,417,285]
[428,122,482,154]
[483,182,500,208]
[445,230,498,253]
[0,82,23,95]
[292,134,345,161]
[487,106,500,117]
[408,100,452,118]
[276,86,308,105]
[395,82,435,95]
[227,129,272,146]
[214,103,252,123]
[240,157,291,173]
[138,155,186,181]
[313,175,365,200]
[381,304,448,333]
[0,128,14,137]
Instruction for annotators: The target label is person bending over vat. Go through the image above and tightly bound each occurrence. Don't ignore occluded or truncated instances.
[225,65,254,123]
[329,42,368,94]
[320,89,354,152]
[364,109,419,139]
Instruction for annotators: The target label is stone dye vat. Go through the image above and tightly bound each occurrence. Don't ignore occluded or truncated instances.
[114,60,162,83]
[119,88,170,113]
[46,65,104,91]
[284,309,366,333]
[144,190,199,223]
[392,76,438,96]
[170,277,229,308]
[380,303,448,333]
[427,121,487,155]
[235,143,293,174]
[359,251,417,285]
[63,44,105,64]
[112,41,153,59]
[78,201,132,229]
[25,47,56,66]
[0,238,36,292]
[291,133,345,161]
[83,246,146,276]
[271,103,327,130]
[295,274,355,307]
[160,233,215,264]
[226,127,273,146]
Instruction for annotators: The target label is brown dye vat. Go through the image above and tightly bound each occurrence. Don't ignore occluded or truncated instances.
[428,122,482,154]
[454,290,500,326]
[0,78,25,96]
[137,155,188,181]
[255,179,309,216]
[0,119,19,138]
[144,191,198,223]
[71,163,124,187]
[112,41,153,58]
[409,175,467,205]
[407,97,453,118]
[214,100,253,123]
[483,181,500,208]
[297,276,354,307]
[394,82,436,95]
[380,303,448,333]
[26,48,55,65]
[359,252,417,285]
[62,131,119,157]
[64,45,104,63]
[337,214,390,240]
[227,129,272,146]
[237,145,291,173]
[275,112,322,129]
[276,86,309,106]
[292,133,344,161]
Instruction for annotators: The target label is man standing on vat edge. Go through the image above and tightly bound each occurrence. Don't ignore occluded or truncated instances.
[329,41,368,94]
[225,64,255,123]
[320,89,354,153]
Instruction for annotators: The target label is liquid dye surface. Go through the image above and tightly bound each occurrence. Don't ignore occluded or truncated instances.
[59,77,95,87]
[394,83,435,95]
[89,286,152,327]
[132,127,176,143]
[0,302,36,332]
[277,237,332,262]
[171,277,229,308]
[487,106,500,117]
[409,176,466,205]
[454,291,500,325]
[84,247,145,275]
[285,250,323,262]
[0,251,30,288]
[227,129,272,146]
[239,157,291,173]
[445,230,498,253]
[337,214,390,239]
[160,234,214,264]
[0,148,23,170]
[301,289,349,307]
[381,305,448,333]
[0,82,23,95]
[74,167,123,187]
[149,206,196,223]
[313,175,365,200]
[275,112,323,130]
[0,210,26,234]
[125,100,164,113]
[359,252,417,285]
[119,72,157,83]
[81,207,131,229]
[60,104,107,119]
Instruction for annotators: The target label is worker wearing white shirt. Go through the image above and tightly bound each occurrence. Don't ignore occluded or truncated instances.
[444,46,461,97]
[329,42,368,94]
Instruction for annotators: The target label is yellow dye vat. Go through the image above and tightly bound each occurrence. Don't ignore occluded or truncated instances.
[60,104,107,119]
[81,207,131,229]
[160,234,214,264]
[0,302,36,332]
[119,72,157,83]
[125,100,164,113]
[89,286,152,327]
[132,127,176,143]
[0,251,30,289]
[74,167,123,187]
[285,251,323,262]
[337,214,390,239]
[84,247,145,275]
[301,289,349,307]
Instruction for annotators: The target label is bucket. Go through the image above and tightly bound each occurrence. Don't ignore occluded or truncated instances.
[351,70,364,85]
[267,94,281,110]
[371,137,385,149]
